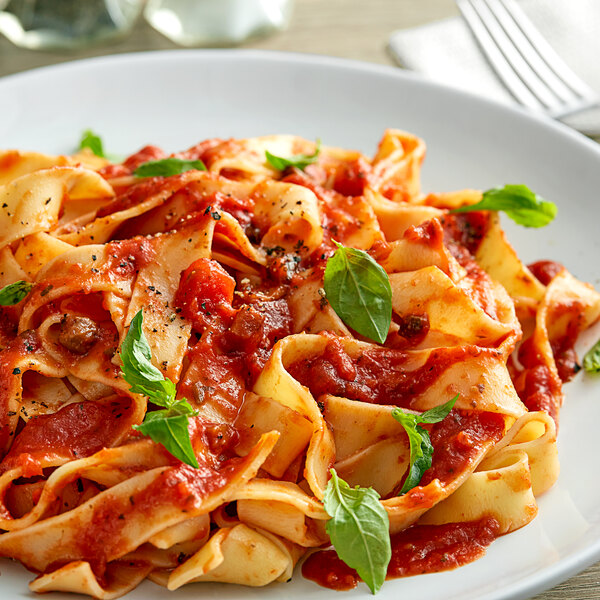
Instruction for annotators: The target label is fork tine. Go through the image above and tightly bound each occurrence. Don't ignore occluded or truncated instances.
[501,0,599,105]
[457,0,544,112]
[486,0,577,105]
[466,0,564,112]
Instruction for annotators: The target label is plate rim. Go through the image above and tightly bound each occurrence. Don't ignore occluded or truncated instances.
[0,47,599,159]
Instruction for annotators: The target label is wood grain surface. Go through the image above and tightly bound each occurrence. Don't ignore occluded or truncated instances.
[0,1,598,599]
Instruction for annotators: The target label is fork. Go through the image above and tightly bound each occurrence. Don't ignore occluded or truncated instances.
[456,0,599,119]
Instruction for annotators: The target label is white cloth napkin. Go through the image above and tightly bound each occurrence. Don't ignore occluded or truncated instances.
[388,0,600,136]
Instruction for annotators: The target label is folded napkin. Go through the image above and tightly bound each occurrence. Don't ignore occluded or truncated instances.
[388,0,600,136]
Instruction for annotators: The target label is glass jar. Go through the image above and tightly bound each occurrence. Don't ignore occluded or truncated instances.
[144,0,294,47]
[0,0,143,50]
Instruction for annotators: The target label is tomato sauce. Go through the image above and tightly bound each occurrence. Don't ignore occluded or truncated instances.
[0,331,42,452]
[330,156,370,197]
[1,398,134,473]
[440,213,499,319]
[104,237,156,280]
[175,258,237,333]
[74,442,254,577]
[388,517,501,576]
[518,334,568,421]
[287,338,487,409]
[519,364,560,422]
[174,256,294,409]
[302,517,501,590]
[178,339,246,420]
[442,212,490,255]
[419,411,506,487]
[221,297,293,384]
[389,313,430,349]
[528,260,564,286]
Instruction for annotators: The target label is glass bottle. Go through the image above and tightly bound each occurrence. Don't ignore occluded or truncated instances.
[144,0,294,47]
[0,0,143,50]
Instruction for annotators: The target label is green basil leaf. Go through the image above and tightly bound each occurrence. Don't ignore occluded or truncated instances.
[79,129,105,158]
[119,310,177,407]
[392,395,458,494]
[583,337,600,373]
[417,395,459,423]
[450,184,557,228]
[265,139,321,171]
[134,401,199,468]
[134,158,207,178]
[0,280,33,306]
[323,242,392,344]
[120,311,199,468]
[323,469,391,594]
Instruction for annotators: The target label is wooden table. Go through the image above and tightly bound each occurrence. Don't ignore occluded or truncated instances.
[0,1,598,599]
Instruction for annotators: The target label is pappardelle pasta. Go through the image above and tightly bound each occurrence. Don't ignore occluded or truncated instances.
[0,130,598,598]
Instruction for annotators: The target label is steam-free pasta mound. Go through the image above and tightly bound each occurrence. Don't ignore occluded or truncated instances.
[0,131,598,598]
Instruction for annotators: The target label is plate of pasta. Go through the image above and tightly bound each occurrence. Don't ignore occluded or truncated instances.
[0,50,599,600]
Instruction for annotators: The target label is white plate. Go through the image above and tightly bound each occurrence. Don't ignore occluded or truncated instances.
[0,50,599,600]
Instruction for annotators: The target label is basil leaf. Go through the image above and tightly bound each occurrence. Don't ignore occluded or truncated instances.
[323,242,392,344]
[0,280,33,306]
[134,158,207,178]
[120,310,199,467]
[79,129,105,158]
[134,401,199,468]
[119,311,176,407]
[323,469,391,594]
[450,184,557,228]
[265,139,321,171]
[392,395,458,494]
[583,337,600,373]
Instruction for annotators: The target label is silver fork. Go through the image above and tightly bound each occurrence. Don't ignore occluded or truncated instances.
[457,0,599,119]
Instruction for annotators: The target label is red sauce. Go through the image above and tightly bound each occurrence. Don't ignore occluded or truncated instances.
[178,137,224,162]
[405,218,445,246]
[420,411,506,487]
[197,139,246,171]
[287,338,489,409]
[442,212,490,255]
[389,313,430,349]
[98,145,166,182]
[60,292,112,323]
[97,173,192,218]
[551,335,581,383]
[122,145,166,172]
[1,398,134,473]
[331,156,371,197]
[518,336,565,421]
[189,418,239,461]
[0,306,19,342]
[0,331,42,452]
[174,258,237,333]
[178,339,246,420]
[104,237,156,277]
[367,238,393,262]
[528,260,564,286]
[302,518,501,590]
[221,297,293,384]
[519,364,560,422]
[302,550,359,591]
[441,213,498,319]
[74,443,254,576]
[388,517,500,576]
